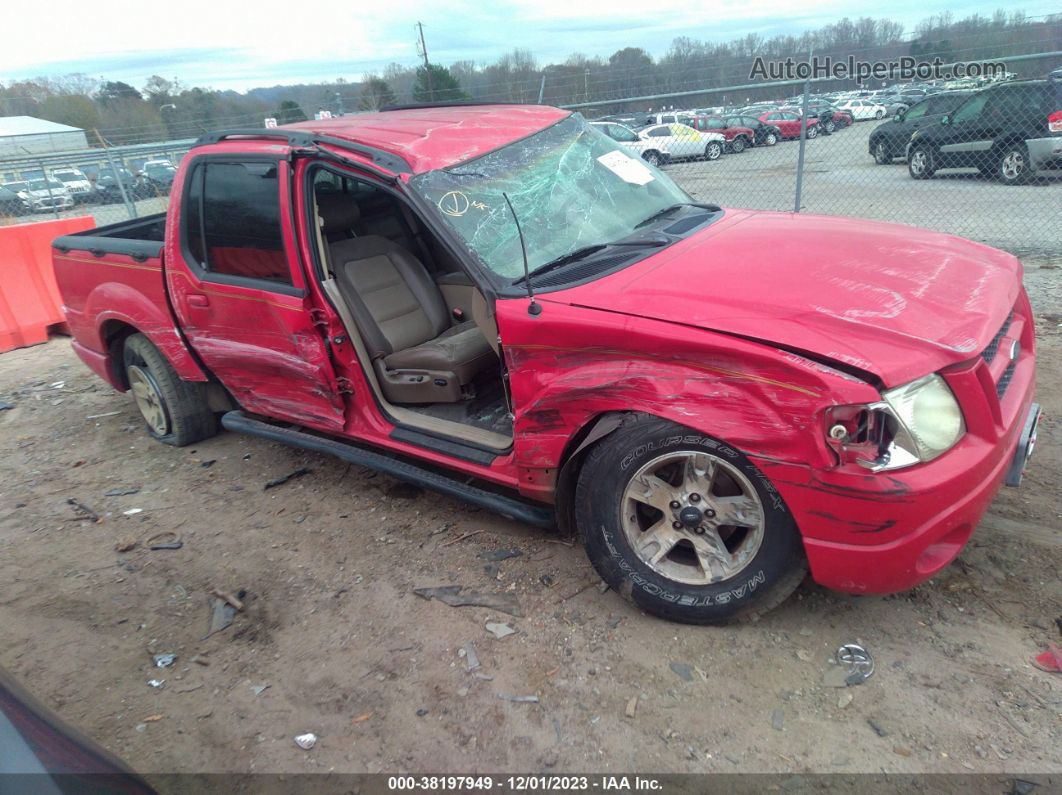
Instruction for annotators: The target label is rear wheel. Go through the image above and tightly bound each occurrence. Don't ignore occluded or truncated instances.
[122,333,217,446]
[875,109,884,119]
[729,136,747,154]
[704,141,723,161]
[908,146,936,179]
[576,416,807,624]
[642,150,662,167]
[996,143,1032,185]
[806,125,818,139]
[824,119,836,133]
[763,131,778,146]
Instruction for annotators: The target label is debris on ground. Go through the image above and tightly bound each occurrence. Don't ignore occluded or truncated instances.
[485,622,515,639]
[351,711,373,723]
[147,679,165,688]
[825,643,875,686]
[146,531,182,550]
[204,591,244,638]
[264,467,312,490]
[104,487,140,496]
[122,508,143,516]
[250,684,270,696]
[477,548,522,562]
[211,588,245,611]
[152,653,176,668]
[624,695,638,719]
[85,411,121,419]
[114,536,137,553]
[200,460,216,468]
[191,655,210,666]
[66,498,99,522]
[838,692,854,709]
[293,733,317,750]
[416,708,428,717]
[498,693,539,703]
[867,718,889,737]
[772,709,784,731]
[1032,643,1062,673]
[412,585,524,617]
[669,662,694,681]
[0,400,15,411]
[464,643,481,672]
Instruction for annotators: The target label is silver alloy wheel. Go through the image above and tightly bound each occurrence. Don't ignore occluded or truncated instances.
[644,151,660,167]
[875,110,884,119]
[620,451,765,586]
[705,142,722,160]
[765,132,778,146]
[128,365,169,436]
[807,125,818,138]
[874,142,889,164]
[910,149,928,175]
[1001,150,1026,181]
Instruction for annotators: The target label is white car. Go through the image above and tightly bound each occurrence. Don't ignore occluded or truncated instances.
[639,123,726,161]
[51,169,93,203]
[590,121,670,167]
[22,178,74,212]
[837,99,888,120]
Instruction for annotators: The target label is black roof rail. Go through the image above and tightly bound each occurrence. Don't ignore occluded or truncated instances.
[192,128,412,174]
[379,100,537,112]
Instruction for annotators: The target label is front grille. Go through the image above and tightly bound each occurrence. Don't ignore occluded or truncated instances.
[981,312,1014,364]
[997,359,1017,400]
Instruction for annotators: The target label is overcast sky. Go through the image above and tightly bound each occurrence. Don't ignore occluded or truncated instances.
[2,0,1057,92]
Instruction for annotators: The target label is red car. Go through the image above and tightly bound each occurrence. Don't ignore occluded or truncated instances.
[682,115,756,153]
[757,109,820,139]
[52,105,1039,624]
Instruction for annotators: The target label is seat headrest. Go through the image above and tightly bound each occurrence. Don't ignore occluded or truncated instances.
[316,193,362,232]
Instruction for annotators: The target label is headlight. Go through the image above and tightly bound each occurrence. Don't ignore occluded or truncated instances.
[825,374,965,472]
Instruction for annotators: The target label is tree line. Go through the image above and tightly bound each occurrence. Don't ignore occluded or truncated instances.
[0,9,1057,146]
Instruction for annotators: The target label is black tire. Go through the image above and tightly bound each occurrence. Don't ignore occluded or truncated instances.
[995,143,1032,185]
[122,333,217,446]
[729,136,747,154]
[872,140,892,165]
[824,119,836,133]
[806,124,818,139]
[763,131,778,146]
[908,145,936,179]
[875,109,884,119]
[576,415,807,624]
[704,141,723,161]
[642,150,662,167]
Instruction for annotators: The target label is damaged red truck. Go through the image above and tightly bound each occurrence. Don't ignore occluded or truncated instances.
[52,104,1040,623]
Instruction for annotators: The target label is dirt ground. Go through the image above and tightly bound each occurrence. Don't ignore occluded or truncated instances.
[1,267,1060,778]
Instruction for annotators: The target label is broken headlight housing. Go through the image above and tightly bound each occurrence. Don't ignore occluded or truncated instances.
[826,374,965,472]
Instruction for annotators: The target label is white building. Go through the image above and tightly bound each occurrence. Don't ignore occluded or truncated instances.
[0,116,89,156]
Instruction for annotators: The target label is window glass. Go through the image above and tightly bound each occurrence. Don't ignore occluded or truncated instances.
[951,92,989,123]
[707,118,725,128]
[647,127,670,137]
[903,101,929,120]
[185,161,290,284]
[608,125,639,142]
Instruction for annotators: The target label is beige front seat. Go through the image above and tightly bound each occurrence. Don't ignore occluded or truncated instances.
[329,233,496,404]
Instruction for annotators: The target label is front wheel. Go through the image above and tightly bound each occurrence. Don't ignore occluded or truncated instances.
[824,119,836,133]
[729,136,747,154]
[576,416,807,624]
[123,333,217,446]
[873,141,891,164]
[875,109,884,119]
[642,150,662,167]
[763,131,778,146]
[704,141,723,161]
[806,125,818,139]
[908,146,936,179]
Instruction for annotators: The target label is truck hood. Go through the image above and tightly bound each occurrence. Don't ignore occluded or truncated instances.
[548,209,1022,387]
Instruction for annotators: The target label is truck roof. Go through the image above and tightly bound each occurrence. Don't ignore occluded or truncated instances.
[282,104,571,174]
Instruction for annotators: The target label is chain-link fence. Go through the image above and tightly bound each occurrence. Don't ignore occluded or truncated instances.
[2,51,1059,262]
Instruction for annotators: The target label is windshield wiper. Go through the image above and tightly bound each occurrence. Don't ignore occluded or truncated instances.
[635,202,720,228]
[514,238,668,285]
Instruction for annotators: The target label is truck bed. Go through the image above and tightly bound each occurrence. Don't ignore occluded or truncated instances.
[52,213,166,260]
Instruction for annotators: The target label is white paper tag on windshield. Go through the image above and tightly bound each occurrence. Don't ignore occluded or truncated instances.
[596,151,655,185]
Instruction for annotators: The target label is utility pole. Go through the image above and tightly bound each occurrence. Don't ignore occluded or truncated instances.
[335,91,344,116]
[416,22,433,102]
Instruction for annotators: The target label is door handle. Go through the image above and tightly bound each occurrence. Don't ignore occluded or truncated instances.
[188,294,209,307]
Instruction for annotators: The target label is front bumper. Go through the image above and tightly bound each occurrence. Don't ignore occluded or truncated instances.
[757,293,1038,594]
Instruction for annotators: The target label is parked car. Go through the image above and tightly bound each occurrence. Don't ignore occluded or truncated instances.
[868,91,974,164]
[141,160,178,194]
[756,110,819,139]
[681,116,755,152]
[591,121,670,166]
[836,99,888,120]
[51,168,94,203]
[908,78,1062,184]
[22,178,74,212]
[640,123,726,160]
[93,167,141,203]
[0,183,29,215]
[723,115,782,146]
[51,105,1039,624]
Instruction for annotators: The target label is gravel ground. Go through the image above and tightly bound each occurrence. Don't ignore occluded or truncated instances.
[0,262,1059,777]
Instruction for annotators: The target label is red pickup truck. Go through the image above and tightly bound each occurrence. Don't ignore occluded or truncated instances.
[53,104,1040,624]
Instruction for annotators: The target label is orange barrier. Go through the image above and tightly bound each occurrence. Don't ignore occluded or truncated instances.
[0,216,95,354]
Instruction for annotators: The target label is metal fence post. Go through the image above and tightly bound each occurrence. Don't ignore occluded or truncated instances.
[793,48,812,214]
[95,129,137,220]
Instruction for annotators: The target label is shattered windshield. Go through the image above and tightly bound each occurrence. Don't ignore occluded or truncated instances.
[409,114,691,281]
